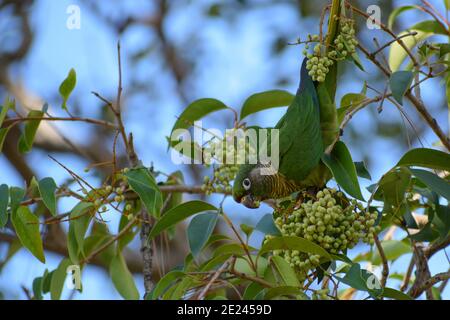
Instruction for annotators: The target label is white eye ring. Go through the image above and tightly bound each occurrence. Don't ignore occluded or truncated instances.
[242,178,251,190]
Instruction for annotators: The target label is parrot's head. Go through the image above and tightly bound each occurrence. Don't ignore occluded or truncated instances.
[232,164,268,209]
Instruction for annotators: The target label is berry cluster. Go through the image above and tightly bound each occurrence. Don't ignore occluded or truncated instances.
[201,128,255,195]
[302,18,358,82]
[201,165,238,195]
[267,188,379,281]
[82,167,135,218]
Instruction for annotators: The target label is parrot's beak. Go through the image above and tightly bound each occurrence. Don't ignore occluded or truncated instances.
[241,195,260,209]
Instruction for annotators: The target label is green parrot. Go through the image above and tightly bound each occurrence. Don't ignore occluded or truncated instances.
[233,58,336,208]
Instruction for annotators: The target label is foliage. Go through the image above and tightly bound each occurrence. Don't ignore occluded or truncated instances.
[0,0,449,300]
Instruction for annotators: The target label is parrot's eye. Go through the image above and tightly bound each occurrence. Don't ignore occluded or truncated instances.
[242,178,251,190]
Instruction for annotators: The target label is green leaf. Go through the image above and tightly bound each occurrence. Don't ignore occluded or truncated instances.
[9,187,25,215]
[32,277,43,300]
[322,141,364,200]
[255,214,281,236]
[410,168,450,201]
[0,127,11,153]
[50,258,72,300]
[11,206,45,263]
[109,253,140,300]
[124,168,162,217]
[18,110,44,153]
[271,255,300,286]
[383,287,413,300]
[389,21,448,71]
[410,222,439,242]
[59,68,77,111]
[335,263,382,297]
[149,200,217,240]
[389,31,428,72]
[150,270,185,300]
[337,93,366,123]
[243,282,264,300]
[355,161,372,180]
[259,236,331,260]
[67,202,94,263]
[234,255,268,277]
[212,243,247,258]
[378,168,411,212]
[388,5,420,29]
[390,71,414,105]
[434,204,450,238]
[371,240,411,265]
[187,211,218,258]
[42,269,53,294]
[170,98,228,135]
[38,177,57,217]
[240,90,294,120]
[411,20,448,34]
[0,97,14,127]
[0,184,9,227]
[397,148,450,171]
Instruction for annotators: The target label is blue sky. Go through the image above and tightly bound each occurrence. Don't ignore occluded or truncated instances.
[0,0,448,299]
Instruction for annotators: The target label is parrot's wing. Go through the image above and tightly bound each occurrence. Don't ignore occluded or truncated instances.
[275,59,323,182]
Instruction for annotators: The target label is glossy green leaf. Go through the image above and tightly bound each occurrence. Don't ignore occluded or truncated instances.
[397,148,450,171]
[11,206,45,263]
[240,90,294,120]
[38,177,57,217]
[9,187,25,216]
[337,93,366,123]
[149,200,217,240]
[32,277,43,300]
[389,21,447,71]
[410,168,450,201]
[200,253,233,272]
[243,282,264,300]
[67,202,94,263]
[150,270,185,300]
[212,243,247,258]
[18,110,44,153]
[0,184,9,227]
[383,287,413,300]
[50,258,72,300]
[434,205,450,238]
[124,168,162,217]
[389,31,428,72]
[271,255,300,286]
[335,263,382,298]
[234,255,267,277]
[322,141,364,200]
[170,98,228,135]
[41,269,53,294]
[390,71,414,105]
[259,236,331,259]
[59,68,76,111]
[109,253,140,300]
[187,211,218,258]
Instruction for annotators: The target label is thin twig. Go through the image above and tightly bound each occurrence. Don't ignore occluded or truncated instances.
[373,234,389,290]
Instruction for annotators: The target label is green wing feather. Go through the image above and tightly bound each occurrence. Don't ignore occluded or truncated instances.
[275,60,323,183]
